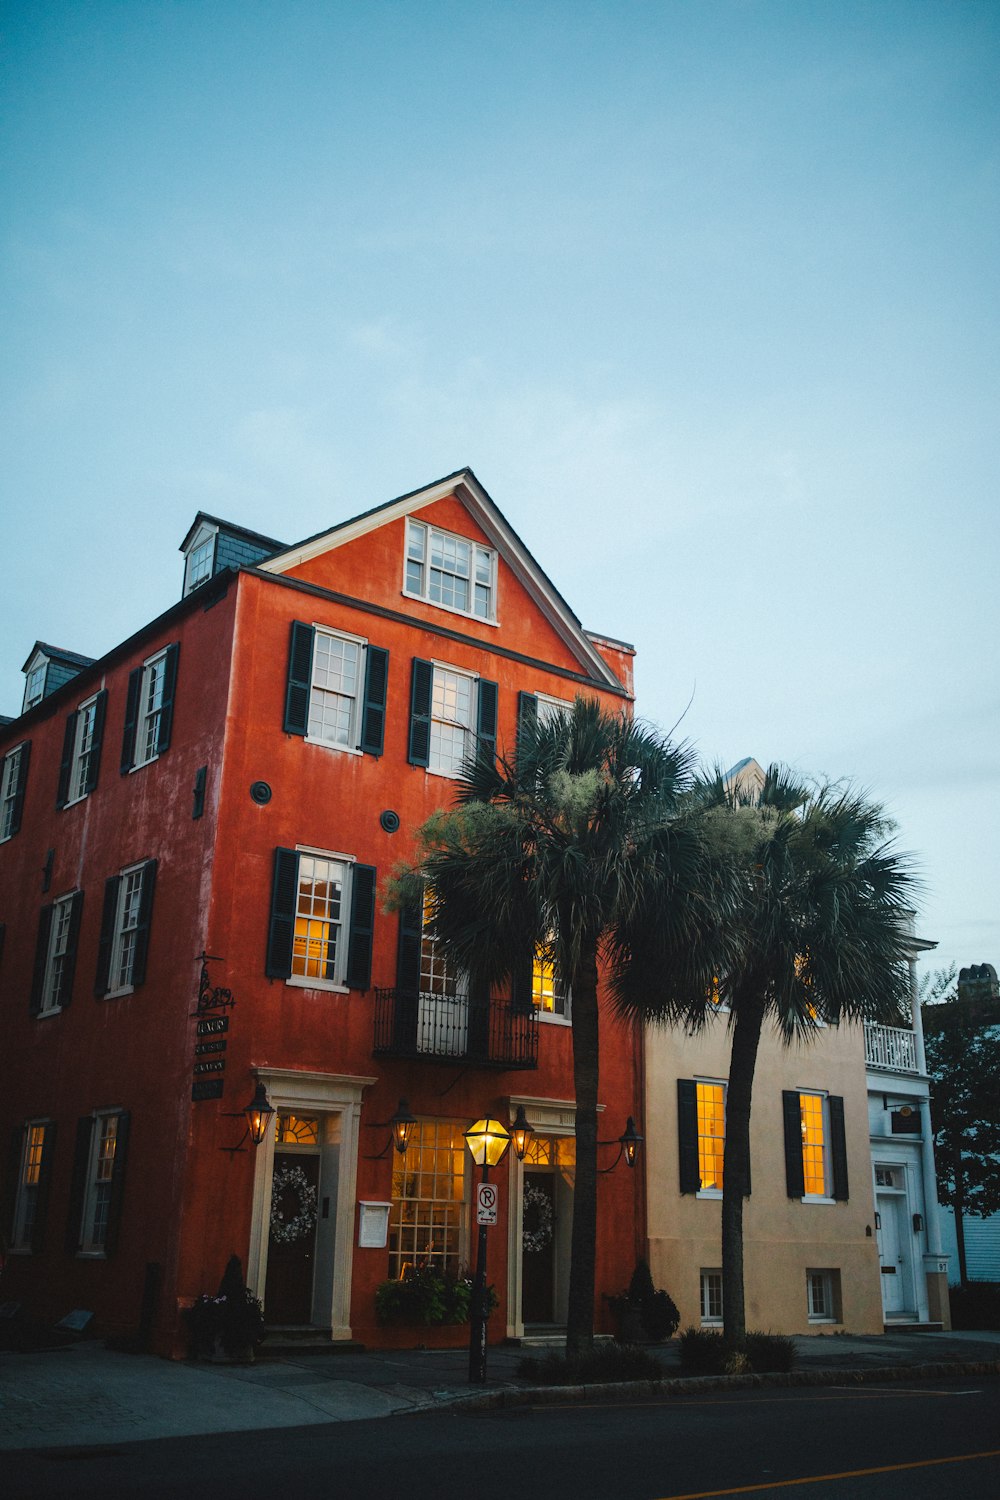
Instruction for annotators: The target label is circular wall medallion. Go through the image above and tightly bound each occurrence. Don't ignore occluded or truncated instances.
[250,781,272,805]
[379,809,401,834]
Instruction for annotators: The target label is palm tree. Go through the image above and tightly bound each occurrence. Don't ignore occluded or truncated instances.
[395,697,728,1356]
[644,764,918,1350]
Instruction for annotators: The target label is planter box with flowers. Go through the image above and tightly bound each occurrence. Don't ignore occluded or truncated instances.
[185,1255,265,1362]
[375,1264,498,1327]
[605,1259,679,1344]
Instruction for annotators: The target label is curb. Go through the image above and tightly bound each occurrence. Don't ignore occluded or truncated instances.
[405,1359,1000,1415]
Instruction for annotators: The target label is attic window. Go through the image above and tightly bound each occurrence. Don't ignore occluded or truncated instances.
[404,519,496,623]
[23,664,46,712]
[184,526,218,595]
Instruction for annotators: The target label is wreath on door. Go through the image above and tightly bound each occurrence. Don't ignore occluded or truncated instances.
[269,1162,318,1244]
[522,1182,555,1253]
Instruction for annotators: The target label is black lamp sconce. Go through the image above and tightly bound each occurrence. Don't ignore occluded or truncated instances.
[509,1104,534,1162]
[598,1115,643,1172]
[366,1098,418,1159]
[221,1081,275,1156]
[912,1213,924,1233]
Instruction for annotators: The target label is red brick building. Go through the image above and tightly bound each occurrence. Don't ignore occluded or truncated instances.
[0,470,643,1356]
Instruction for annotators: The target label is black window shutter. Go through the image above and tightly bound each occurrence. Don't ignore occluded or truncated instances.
[407,659,433,766]
[266,848,299,978]
[30,905,54,1016]
[782,1090,806,1198]
[346,864,377,990]
[95,875,121,997]
[510,948,535,1015]
[104,1112,130,1255]
[2,1127,21,1245]
[476,678,498,761]
[284,621,315,735]
[9,741,30,836]
[57,712,78,808]
[66,1116,92,1252]
[829,1095,849,1200]
[31,1122,58,1253]
[677,1079,701,1193]
[120,668,142,772]
[42,848,54,893]
[360,646,389,756]
[396,896,423,993]
[192,765,207,819]
[84,689,108,795]
[156,644,180,755]
[130,861,158,989]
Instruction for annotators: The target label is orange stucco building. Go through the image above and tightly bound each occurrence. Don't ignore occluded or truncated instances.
[0,470,644,1355]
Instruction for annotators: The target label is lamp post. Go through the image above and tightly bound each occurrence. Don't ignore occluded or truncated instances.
[463,1116,511,1385]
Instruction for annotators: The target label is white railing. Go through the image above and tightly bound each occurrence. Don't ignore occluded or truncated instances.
[864,1023,919,1073]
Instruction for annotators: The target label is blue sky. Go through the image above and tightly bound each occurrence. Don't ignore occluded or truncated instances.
[2,1,997,978]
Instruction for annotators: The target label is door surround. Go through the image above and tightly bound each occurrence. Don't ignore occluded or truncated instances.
[248,1068,376,1340]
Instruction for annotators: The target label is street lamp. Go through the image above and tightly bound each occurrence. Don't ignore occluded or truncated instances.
[597,1115,643,1172]
[464,1116,511,1385]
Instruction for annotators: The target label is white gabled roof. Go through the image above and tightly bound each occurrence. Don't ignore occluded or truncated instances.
[258,468,626,691]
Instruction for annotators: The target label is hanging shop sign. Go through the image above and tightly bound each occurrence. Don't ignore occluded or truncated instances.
[189,951,237,1102]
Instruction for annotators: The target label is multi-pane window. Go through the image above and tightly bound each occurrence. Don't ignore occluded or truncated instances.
[81,1114,119,1252]
[429,665,475,775]
[388,1121,467,1278]
[40,894,75,1014]
[419,895,464,999]
[697,1081,726,1193]
[807,1269,837,1322]
[0,743,27,840]
[11,1123,49,1250]
[799,1092,828,1197]
[405,519,496,621]
[137,651,169,766]
[275,1114,320,1146]
[532,946,569,1020]
[184,532,216,593]
[110,866,145,993]
[308,631,363,748]
[70,697,99,802]
[701,1269,723,1324]
[292,853,348,985]
[23,664,46,711]
[535,694,571,728]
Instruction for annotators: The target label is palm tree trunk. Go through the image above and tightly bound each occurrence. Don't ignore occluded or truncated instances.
[721,990,766,1351]
[566,941,600,1358]
[952,1142,969,1288]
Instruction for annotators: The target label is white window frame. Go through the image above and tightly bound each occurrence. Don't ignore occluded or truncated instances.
[387,1119,470,1279]
[39,892,75,1015]
[66,694,100,806]
[427,661,480,779]
[696,1079,726,1198]
[304,626,368,755]
[183,522,218,595]
[23,662,46,712]
[107,863,147,997]
[134,649,170,770]
[700,1268,723,1325]
[403,518,498,624]
[10,1121,49,1252]
[799,1090,835,1203]
[532,943,571,1024]
[80,1112,119,1255]
[806,1268,838,1323]
[0,742,26,841]
[535,693,572,727]
[288,845,356,993]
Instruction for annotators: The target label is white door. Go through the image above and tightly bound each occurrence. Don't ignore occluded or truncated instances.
[877,1191,912,1316]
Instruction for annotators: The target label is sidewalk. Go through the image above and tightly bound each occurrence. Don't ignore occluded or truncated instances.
[2,1329,1000,1452]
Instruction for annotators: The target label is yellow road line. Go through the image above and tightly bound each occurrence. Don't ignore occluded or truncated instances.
[653,1446,1000,1500]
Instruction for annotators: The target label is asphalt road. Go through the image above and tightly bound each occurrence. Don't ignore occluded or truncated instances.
[6,1375,1000,1500]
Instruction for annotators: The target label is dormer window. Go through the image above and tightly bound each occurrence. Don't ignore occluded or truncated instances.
[404,519,496,622]
[183,524,218,595]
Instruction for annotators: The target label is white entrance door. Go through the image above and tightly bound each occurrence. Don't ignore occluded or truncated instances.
[877,1190,913,1316]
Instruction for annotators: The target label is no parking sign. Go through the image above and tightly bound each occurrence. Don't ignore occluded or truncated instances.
[476,1181,498,1225]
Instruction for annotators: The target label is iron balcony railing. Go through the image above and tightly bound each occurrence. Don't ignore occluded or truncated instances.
[864,1022,919,1074]
[373,988,539,1070]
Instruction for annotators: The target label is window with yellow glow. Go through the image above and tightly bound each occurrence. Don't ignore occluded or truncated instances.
[532,948,569,1019]
[275,1114,320,1146]
[292,854,345,983]
[799,1092,828,1196]
[388,1121,467,1278]
[696,1082,725,1192]
[12,1123,48,1249]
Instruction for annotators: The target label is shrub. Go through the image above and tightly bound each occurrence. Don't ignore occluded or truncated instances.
[375,1265,498,1326]
[678,1327,796,1375]
[185,1256,264,1360]
[947,1281,1000,1330]
[518,1341,664,1385]
[607,1259,680,1343]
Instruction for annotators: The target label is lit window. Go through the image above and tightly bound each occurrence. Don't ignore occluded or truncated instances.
[293,853,347,984]
[405,519,496,621]
[267,847,375,992]
[800,1092,828,1197]
[11,1123,49,1250]
[701,1269,723,1324]
[388,1120,467,1279]
[0,743,28,841]
[81,1114,119,1253]
[275,1114,320,1146]
[783,1089,847,1202]
[696,1081,726,1193]
[532,946,570,1020]
[807,1269,838,1322]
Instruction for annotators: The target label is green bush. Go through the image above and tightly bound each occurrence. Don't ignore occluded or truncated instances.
[375,1265,497,1326]
[518,1341,664,1385]
[947,1281,1000,1330]
[678,1327,796,1375]
[606,1259,680,1343]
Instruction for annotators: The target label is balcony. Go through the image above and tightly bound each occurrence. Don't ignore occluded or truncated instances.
[864,1022,919,1074]
[373,988,539,1070]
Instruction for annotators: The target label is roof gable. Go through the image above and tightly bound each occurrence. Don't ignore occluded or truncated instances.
[259,469,623,689]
